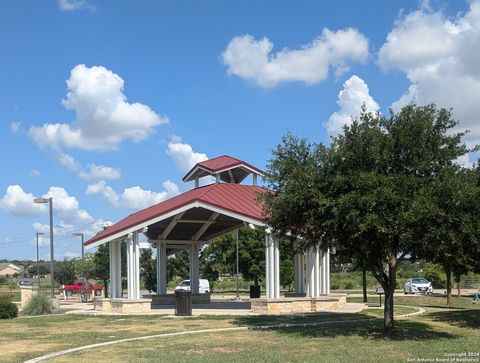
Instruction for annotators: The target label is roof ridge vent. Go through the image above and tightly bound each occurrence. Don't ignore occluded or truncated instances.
[183,155,264,188]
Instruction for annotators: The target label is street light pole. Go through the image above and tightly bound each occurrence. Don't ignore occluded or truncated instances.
[36,232,44,289]
[236,229,240,299]
[48,197,54,298]
[73,233,84,259]
[34,197,55,298]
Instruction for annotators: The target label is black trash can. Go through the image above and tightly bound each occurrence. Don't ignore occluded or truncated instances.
[250,285,260,299]
[175,290,192,316]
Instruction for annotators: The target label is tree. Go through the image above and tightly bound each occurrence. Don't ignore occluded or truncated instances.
[200,228,269,288]
[167,250,189,282]
[54,259,76,285]
[262,104,469,333]
[409,166,480,307]
[27,264,50,278]
[94,244,110,297]
[140,248,157,293]
[74,252,96,280]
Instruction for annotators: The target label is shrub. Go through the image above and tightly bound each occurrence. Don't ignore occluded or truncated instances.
[344,282,354,290]
[0,299,18,319]
[0,276,7,285]
[0,293,13,303]
[22,293,53,316]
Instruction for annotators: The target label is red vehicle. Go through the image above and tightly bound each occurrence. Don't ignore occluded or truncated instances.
[60,280,103,297]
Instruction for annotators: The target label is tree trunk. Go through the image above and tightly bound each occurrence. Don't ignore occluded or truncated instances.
[103,278,109,298]
[445,265,452,308]
[383,266,396,334]
[362,267,368,303]
[254,276,259,287]
[456,275,461,298]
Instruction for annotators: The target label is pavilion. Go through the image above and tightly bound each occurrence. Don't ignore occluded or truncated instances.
[85,155,341,314]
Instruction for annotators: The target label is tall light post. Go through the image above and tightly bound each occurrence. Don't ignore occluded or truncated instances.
[34,197,55,298]
[36,232,44,289]
[73,232,84,259]
[236,229,240,299]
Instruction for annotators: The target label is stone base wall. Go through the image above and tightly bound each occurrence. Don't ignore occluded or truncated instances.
[150,293,211,305]
[94,298,151,314]
[94,297,112,312]
[251,294,347,315]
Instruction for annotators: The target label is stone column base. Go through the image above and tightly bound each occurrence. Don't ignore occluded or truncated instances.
[251,294,347,315]
[94,298,151,314]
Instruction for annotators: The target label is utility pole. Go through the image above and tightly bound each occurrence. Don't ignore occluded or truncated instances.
[34,197,55,298]
[73,233,84,259]
[36,232,44,289]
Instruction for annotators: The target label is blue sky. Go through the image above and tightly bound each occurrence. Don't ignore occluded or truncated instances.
[1,0,479,260]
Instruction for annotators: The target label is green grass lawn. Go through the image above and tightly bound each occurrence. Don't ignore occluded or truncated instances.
[0,295,478,363]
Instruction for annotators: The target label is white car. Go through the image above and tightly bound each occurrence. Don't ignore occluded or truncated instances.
[404,278,433,294]
[175,279,210,294]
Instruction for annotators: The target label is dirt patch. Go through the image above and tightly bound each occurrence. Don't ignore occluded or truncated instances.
[0,342,58,362]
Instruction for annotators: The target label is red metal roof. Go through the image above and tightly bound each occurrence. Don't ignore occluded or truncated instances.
[85,183,267,246]
[183,155,264,182]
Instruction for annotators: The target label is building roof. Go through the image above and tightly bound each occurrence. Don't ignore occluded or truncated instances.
[0,263,22,272]
[85,183,268,248]
[183,155,264,184]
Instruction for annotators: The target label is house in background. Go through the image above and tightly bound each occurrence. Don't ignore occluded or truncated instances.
[0,262,24,277]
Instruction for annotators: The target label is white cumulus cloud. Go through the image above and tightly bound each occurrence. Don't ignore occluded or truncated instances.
[79,164,121,181]
[0,185,46,216]
[86,180,180,210]
[379,1,480,146]
[28,64,167,152]
[166,136,208,172]
[222,28,369,87]
[0,185,93,225]
[324,75,379,138]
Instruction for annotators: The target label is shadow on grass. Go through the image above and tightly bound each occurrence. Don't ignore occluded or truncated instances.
[425,309,480,330]
[233,312,454,341]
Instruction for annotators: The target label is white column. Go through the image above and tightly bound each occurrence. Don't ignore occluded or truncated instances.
[127,232,141,299]
[109,241,116,298]
[299,254,305,294]
[269,237,274,298]
[265,234,270,299]
[156,242,167,295]
[314,245,320,297]
[320,249,327,295]
[273,237,280,299]
[306,247,314,297]
[127,236,133,299]
[294,253,305,295]
[190,242,200,294]
[134,232,140,299]
[326,248,331,294]
[109,240,122,298]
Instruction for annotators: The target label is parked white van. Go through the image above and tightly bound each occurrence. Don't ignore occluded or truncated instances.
[175,279,210,294]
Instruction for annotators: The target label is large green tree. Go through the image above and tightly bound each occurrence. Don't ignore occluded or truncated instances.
[54,259,76,285]
[140,248,157,293]
[409,166,480,307]
[262,104,470,333]
[74,252,96,280]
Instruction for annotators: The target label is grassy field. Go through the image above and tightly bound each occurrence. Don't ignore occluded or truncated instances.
[0,295,478,362]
